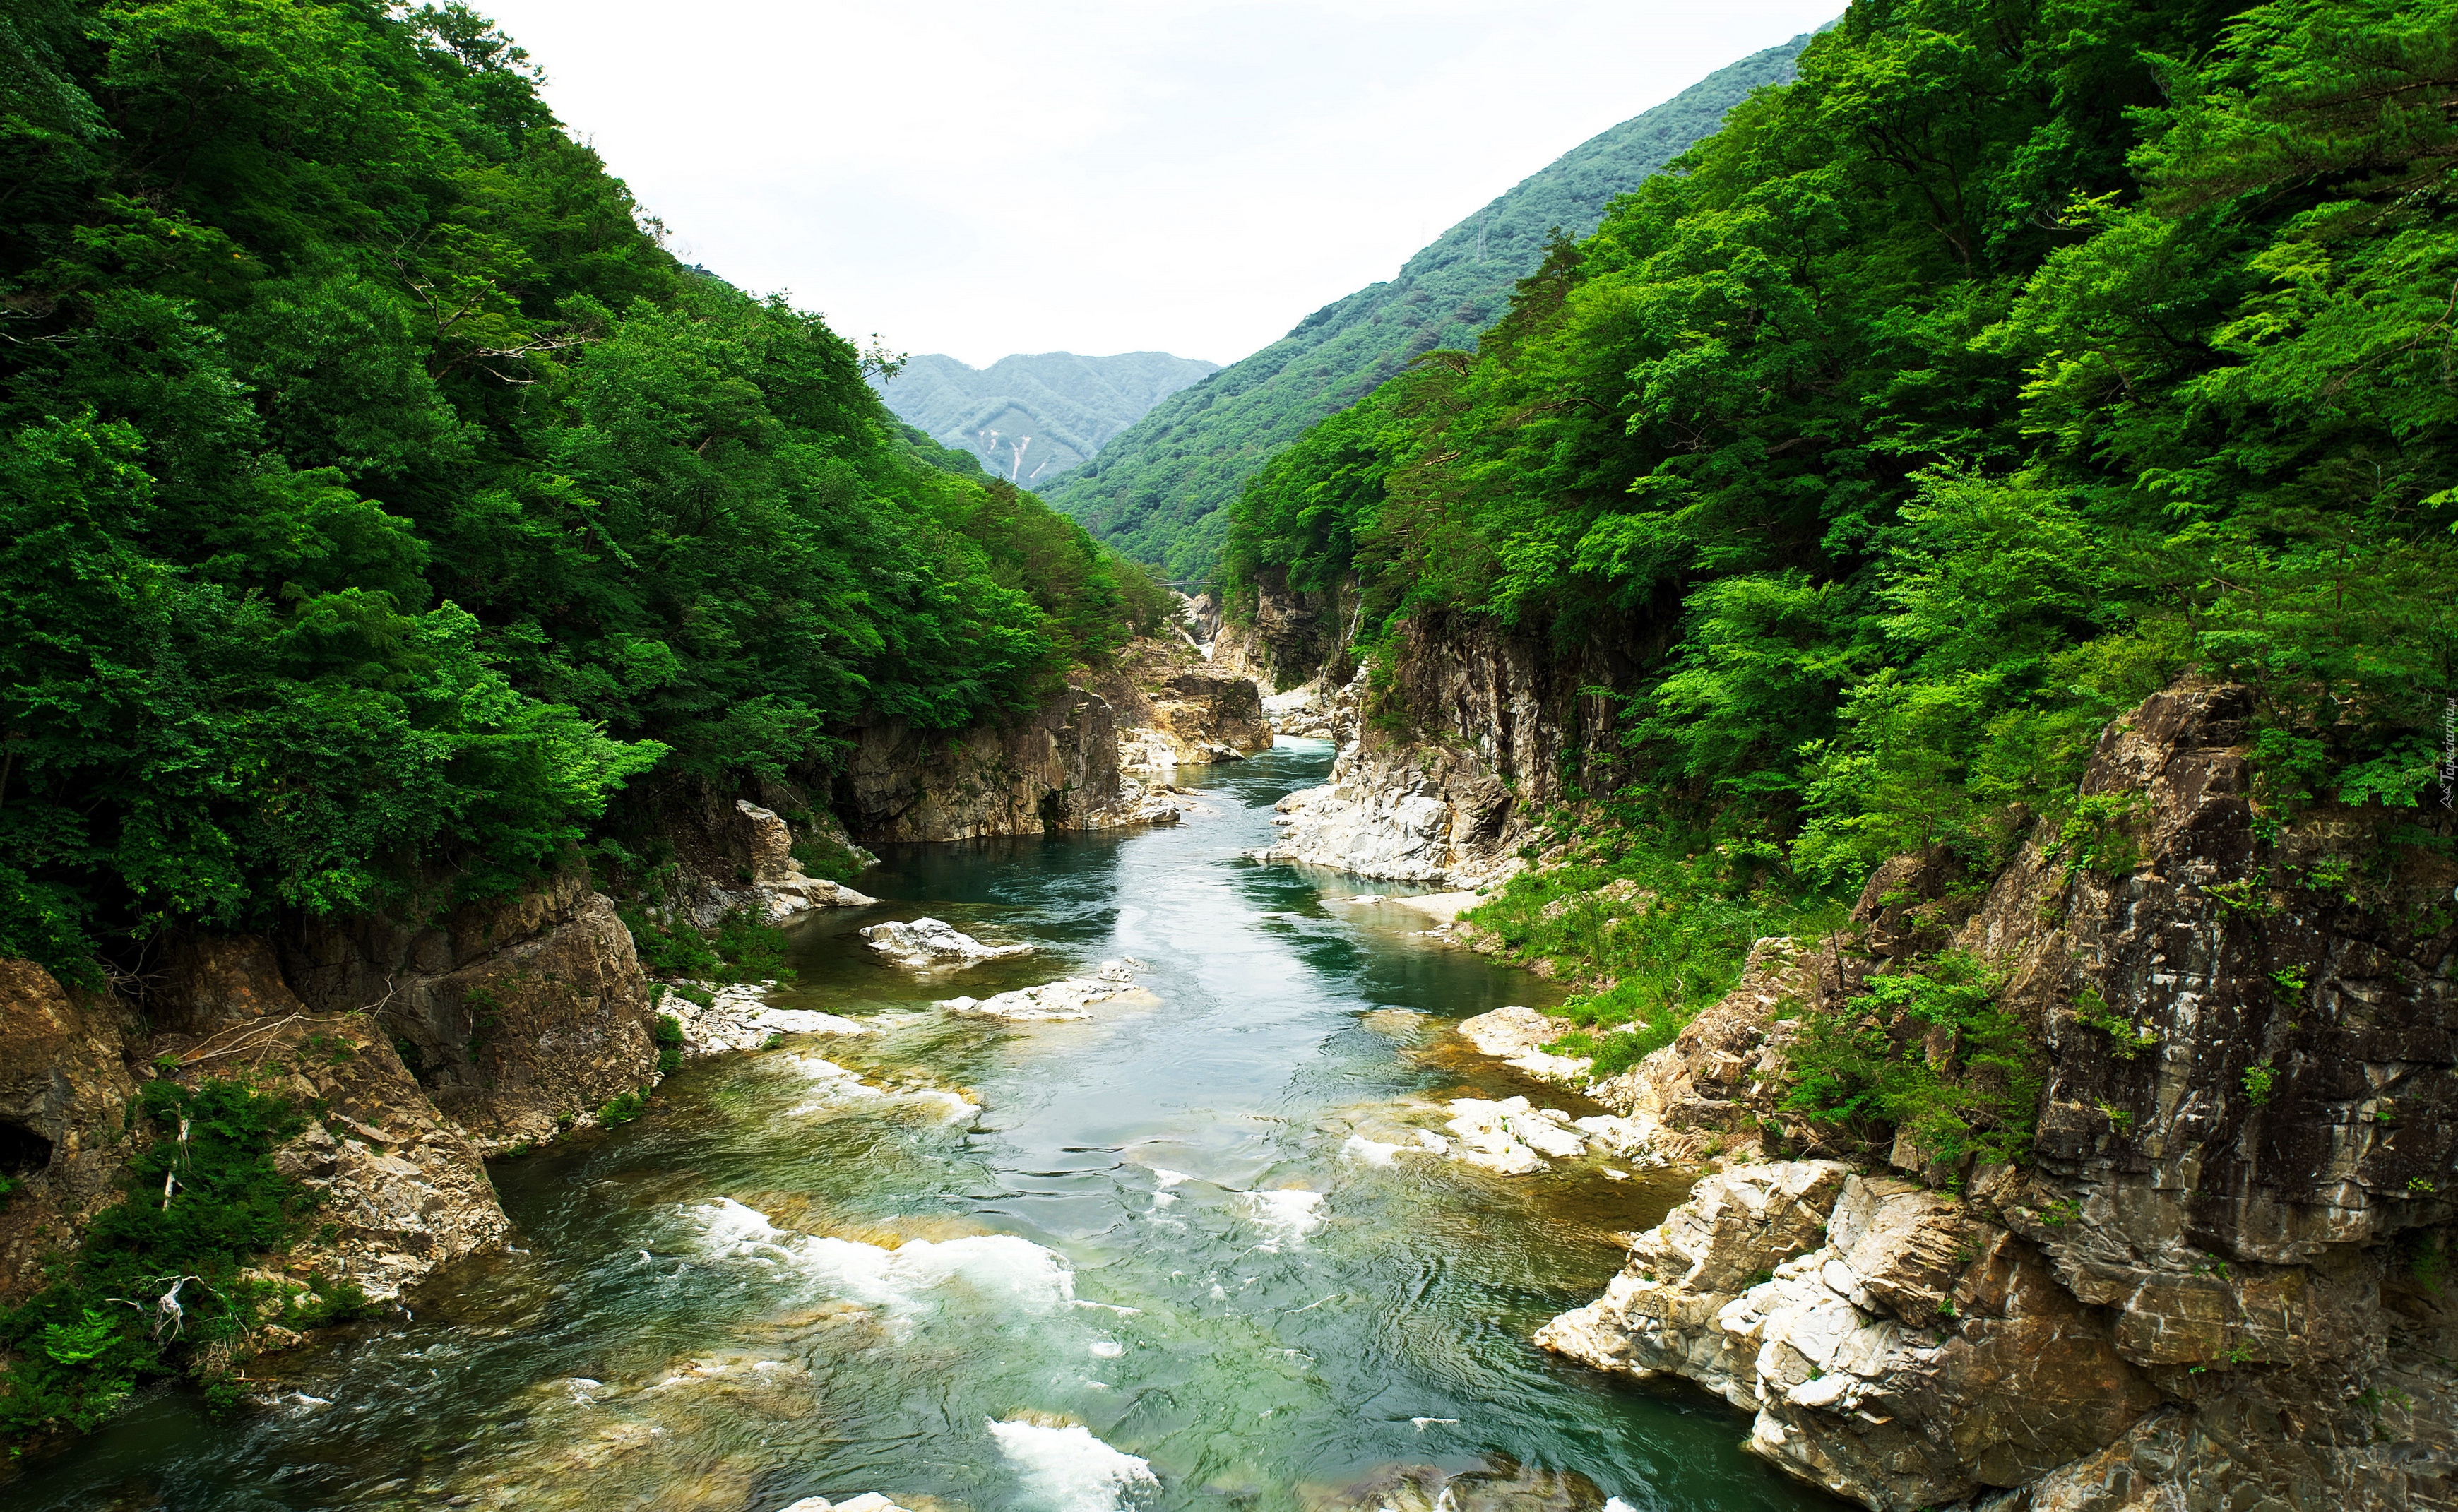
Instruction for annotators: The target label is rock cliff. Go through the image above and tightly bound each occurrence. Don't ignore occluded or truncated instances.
[1252,612,1633,888]
[1524,682,2458,1511]
[0,862,675,1323]
[283,868,662,1153]
[833,681,1180,843]
[1098,637,1274,770]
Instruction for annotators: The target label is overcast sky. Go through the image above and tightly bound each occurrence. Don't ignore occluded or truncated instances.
[472,0,1838,368]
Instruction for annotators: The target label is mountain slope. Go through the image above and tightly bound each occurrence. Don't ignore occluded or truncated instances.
[1043,30,1817,579]
[874,350,1219,486]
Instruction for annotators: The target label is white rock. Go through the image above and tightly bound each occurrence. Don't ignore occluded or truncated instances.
[859,917,1033,970]
[943,960,1156,1021]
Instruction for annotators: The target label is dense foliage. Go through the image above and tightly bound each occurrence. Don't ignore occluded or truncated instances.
[1228,0,2458,886]
[0,0,1168,975]
[0,1078,363,1434]
[1047,32,1815,580]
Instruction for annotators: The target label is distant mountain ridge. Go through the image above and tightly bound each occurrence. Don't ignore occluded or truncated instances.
[1043,30,1819,578]
[873,350,1220,486]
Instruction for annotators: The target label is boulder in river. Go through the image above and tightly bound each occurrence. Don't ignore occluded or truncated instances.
[858,917,1033,970]
[941,960,1156,1021]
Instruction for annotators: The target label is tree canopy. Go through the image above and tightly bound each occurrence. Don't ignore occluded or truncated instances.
[0,0,1166,972]
[1223,0,2458,874]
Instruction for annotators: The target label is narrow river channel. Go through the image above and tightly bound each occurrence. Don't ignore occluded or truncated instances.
[8,739,1841,1512]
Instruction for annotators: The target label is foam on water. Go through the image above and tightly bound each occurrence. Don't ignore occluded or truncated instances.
[987,1419,1159,1512]
[1147,1168,1199,1207]
[681,1199,1076,1326]
[1239,1189,1324,1251]
[1339,1134,1402,1166]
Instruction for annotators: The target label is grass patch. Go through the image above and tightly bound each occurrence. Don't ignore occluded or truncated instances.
[1463,841,1847,1078]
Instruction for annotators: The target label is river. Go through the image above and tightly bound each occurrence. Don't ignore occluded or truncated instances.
[7,739,1840,1512]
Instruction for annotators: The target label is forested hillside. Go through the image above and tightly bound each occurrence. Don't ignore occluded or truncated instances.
[1226,0,2454,883]
[1045,30,1817,579]
[0,0,1170,977]
[874,350,1219,486]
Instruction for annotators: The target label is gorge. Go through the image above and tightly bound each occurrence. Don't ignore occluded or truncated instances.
[2,0,2452,1509]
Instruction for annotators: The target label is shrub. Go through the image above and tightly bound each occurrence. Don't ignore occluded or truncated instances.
[653,1013,684,1077]
[0,1080,324,1436]
[1781,952,2043,1168]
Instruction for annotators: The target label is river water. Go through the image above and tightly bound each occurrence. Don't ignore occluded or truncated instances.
[8,739,1838,1512]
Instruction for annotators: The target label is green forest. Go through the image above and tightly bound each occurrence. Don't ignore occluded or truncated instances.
[0,0,1169,977]
[1224,0,2456,889]
[1046,31,1815,581]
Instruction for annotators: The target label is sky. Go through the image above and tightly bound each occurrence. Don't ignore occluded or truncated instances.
[472,0,1840,369]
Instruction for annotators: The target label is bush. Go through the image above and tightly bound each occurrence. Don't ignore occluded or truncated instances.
[1781,952,2043,1167]
[598,1090,648,1125]
[0,1079,323,1437]
[653,1013,684,1077]
[1460,839,1847,1078]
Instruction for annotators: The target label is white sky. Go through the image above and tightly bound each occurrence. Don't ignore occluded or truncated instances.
[473,0,1838,368]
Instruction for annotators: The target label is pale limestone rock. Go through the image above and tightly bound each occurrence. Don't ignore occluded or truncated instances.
[1455,1004,1593,1088]
[941,960,1156,1022]
[1441,1096,1593,1174]
[858,917,1033,970]
[661,980,877,1056]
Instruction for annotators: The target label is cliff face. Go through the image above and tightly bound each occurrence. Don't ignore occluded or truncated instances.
[1257,612,1631,886]
[1100,637,1273,770]
[1522,683,2458,1511]
[834,683,1168,843]
[0,963,141,1304]
[283,869,661,1153]
[0,863,675,1320]
[836,646,1270,844]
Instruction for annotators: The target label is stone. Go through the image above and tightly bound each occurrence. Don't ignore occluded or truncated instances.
[0,960,140,1302]
[284,870,663,1152]
[857,918,1034,970]
[661,982,877,1055]
[941,960,1156,1022]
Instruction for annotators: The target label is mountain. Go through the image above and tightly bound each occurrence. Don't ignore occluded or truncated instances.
[872,350,1220,487]
[1043,30,1818,580]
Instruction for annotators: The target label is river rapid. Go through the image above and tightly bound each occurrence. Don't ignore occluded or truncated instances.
[8,739,1841,1512]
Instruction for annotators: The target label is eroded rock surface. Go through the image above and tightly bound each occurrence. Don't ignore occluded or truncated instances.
[0,960,141,1302]
[663,982,877,1054]
[941,960,1156,1021]
[859,918,1033,970]
[1533,681,2458,1511]
[836,681,1185,843]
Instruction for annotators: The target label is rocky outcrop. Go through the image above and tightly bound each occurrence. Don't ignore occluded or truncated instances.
[835,682,1182,843]
[700,800,876,924]
[0,954,512,1310]
[857,917,1033,970]
[1100,638,1273,767]
[940,960,1159,1021]
[1257,734,1522,887]
[0,961,141,1304]
[284,869,661,1153]
[1253,613,1637,886]
[1533,681,2458,1511]
[1538,1165,2169,1510]
[663,982,874,1054]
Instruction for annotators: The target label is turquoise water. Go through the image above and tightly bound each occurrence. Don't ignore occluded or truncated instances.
[4,739,1839,1512]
